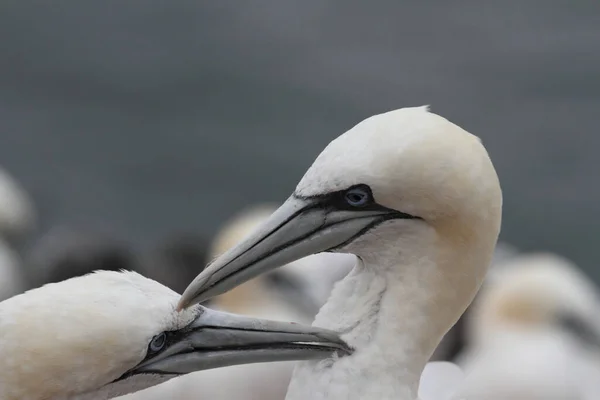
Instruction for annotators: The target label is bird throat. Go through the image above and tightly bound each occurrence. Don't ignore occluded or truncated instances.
[286,260,449,400]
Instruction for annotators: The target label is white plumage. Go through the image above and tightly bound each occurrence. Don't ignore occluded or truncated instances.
[180,106,503,400]
[0,270,348,400]
[456,252,600,400]
[0,270,198,400]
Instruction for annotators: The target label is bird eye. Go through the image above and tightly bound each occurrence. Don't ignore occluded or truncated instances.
[344,186,371,207]
[149,332,167,353]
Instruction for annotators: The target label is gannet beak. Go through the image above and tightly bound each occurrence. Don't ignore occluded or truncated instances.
[179,194,414,309]
[122,306,350,378]
[559,313,600,350]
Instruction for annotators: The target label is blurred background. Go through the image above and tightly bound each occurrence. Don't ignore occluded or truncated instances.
[1,1,600,399]
[1,0,599,275]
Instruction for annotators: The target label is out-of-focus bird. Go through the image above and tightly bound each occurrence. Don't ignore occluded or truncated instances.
[0,166,36,244]
[0,270,349,400]
[437,241,521,362]
[0,167,34,299]
[209,205,355,321]
[0,238,26,301]
[25,226,138,287]
[456,252,600,400]
[141,233,210,294]
[179,106,503,400]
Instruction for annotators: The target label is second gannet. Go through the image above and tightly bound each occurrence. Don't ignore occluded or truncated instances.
[179,106,503,399]
[0,270,349,400]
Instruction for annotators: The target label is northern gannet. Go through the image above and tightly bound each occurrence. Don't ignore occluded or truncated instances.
[0,270,349,400]
[0,166,36,243]
[0,238,26,301]
[178,106,503,400]
[456,252,600,400]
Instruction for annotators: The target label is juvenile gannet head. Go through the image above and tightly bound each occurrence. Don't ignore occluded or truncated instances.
[467,252,600,348]
[0,271,349,400]
[179,106,502,322]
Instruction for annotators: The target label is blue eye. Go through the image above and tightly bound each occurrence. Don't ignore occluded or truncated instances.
[149,332,167,353]
[344,187,370,207]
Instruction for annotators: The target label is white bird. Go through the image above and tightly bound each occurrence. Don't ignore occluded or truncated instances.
[0,238,26,301]
[0,167,33,300]
[456,252,600,400]
[179,106,503,400]
[0,270,349,400]
[0,166,36,242]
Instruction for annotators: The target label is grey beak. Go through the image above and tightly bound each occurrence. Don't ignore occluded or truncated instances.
[178,194,403,310]
[123,306,350,377]
[559,312,600,350]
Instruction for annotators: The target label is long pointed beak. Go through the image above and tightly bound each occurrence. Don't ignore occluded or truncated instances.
[179,195,403,309]
[125,306,350,377]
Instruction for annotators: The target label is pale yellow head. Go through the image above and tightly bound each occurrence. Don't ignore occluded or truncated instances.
[298,107,503,324]
[180,106,503,345]
[0,271,197,400]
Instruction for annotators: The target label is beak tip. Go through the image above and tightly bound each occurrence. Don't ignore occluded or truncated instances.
[177,291,199,311]
[177,289,198,311]
[178,274,214,310]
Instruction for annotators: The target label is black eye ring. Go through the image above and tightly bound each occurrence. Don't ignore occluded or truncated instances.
[149,332,167,353]
[344,186,371,207]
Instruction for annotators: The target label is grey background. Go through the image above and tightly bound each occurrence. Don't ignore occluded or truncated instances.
[1,2,599,279]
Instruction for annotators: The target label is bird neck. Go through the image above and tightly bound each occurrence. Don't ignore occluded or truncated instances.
[288,249,485,400]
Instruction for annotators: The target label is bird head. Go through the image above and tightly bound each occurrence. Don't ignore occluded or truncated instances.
[0,270,350,399]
